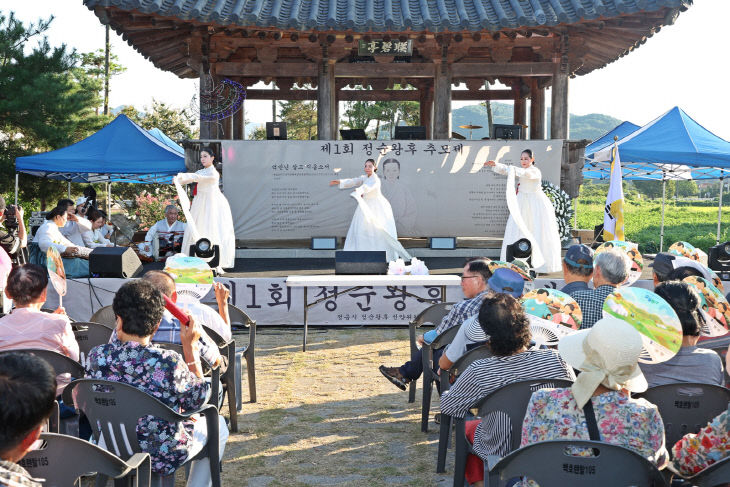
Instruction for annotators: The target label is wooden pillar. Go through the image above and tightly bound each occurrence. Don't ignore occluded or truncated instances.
[199,68,212,139]
[530,79,545,140]
[419,85,434,139]
[333,93,340,140]
[433,52,452,140]
[317,45,336,140]
[233,101,245,140]
[550,34,570,139]
[513,81,527,138]
[222,114,233,140]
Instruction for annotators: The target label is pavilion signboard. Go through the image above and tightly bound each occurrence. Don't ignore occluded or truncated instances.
[357,39,413,56]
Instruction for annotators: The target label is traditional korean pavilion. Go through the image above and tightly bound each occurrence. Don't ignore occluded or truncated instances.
[84,0,691,142]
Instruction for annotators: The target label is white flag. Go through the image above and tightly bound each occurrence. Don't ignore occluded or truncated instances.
[603,144,625,241]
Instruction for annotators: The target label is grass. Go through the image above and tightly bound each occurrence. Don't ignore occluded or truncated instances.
[190,327,455,487]
[574,196,730,253]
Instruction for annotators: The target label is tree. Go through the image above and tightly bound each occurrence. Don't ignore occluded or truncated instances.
[634,180,676,200]
[77,48,126,115]
[0,12,106,209]
[675,180,698,198]
[121,99,198,140]
[277,100,317,140]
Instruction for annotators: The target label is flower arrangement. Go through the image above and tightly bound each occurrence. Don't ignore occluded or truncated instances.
[134,191,184,230]
[542,181,574,243]
[387,257,429,275]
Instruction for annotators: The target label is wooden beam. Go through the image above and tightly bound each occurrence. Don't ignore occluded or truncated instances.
[452,62,554,77]
[216,62,318,77]
[240,88,515,101]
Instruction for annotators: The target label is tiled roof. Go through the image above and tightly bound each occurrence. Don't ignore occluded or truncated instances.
[85,0,690,32]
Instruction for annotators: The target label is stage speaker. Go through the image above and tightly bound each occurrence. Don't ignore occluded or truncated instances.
[89,247,143,278]
[335,251,387,275]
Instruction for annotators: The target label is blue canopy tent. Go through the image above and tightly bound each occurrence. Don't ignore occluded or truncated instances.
[585,121,640,161]
[584,107,730,249]
[15,114,185,186]
[148,127,184,154]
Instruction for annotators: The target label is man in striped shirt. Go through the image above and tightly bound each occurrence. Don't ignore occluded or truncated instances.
[440,294,575,485]
[379,259,491,391]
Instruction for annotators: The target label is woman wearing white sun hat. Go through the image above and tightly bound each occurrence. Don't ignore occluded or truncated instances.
[520,316,669,468]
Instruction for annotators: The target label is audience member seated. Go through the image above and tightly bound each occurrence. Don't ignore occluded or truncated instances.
[572,248,629,329]
[560,244,594,296]
[379,258,491,391]
[85,280,228,486]
[141,270,225,368]
[650,252,711,287]
[665,265,705,282]
[58,197,92,248]
[672,402,730,476]
[439,294,575,486]
[30,205,91,278]
[0,352,57,487]
[521,316,668,470]
[138,205,187,261]
[639,281,724,387]
[81,208,114,248]
[438,268,525,371]
[0,264,78,395]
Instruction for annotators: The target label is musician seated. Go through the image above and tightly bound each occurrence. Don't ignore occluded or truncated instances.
[138,205,186,261]
[30,205,91,278]
[82,208,115,248]
[54,198,89,248]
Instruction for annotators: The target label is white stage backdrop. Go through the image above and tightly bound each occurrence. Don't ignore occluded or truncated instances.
[221,140,563,239]
[46,276,673,326]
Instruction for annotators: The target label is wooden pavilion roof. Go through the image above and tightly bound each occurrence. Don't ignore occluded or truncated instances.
[84,0,691,86]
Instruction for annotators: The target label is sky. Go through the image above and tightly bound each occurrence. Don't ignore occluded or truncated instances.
[4,0,729,139]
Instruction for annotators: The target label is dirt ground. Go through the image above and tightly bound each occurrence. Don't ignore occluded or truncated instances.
[200,326,453,487]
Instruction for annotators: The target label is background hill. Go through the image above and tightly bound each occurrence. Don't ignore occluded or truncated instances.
[452,103,622,142]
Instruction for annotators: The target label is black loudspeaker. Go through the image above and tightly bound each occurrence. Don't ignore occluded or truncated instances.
[89,247,144,278]
[335,250,387,275]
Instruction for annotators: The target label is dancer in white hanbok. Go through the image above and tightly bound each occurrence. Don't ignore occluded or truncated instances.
[174,147,236,271]
[485,149,562,274]
[330,159,412,262]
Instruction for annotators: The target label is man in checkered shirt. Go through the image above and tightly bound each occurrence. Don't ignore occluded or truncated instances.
[571,248,630,329]
[379,258,491,390]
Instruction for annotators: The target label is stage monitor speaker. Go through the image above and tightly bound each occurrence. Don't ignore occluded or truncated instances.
[492,124,522,140]
[89,247,144,278]
[335,250,387,275]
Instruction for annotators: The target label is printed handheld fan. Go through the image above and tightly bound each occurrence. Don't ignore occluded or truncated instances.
[594,241,643,286]
[602,287,682,364]
[682,276,730,337]
[164,254,214,303]
[520,288,581,346]
[46,247,67,307]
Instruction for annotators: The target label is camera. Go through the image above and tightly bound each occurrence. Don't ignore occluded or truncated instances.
[3,205,18,231]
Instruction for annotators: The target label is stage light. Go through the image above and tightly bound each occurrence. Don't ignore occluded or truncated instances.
[429,237,456,250]
[507,238,532,260]
[708,241,730,280]
[507,238,535,277]
[190,238,220,269]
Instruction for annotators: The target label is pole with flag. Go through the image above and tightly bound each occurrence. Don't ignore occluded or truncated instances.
[603,138,625,241]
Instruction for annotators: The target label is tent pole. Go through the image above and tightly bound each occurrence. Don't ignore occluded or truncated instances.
[14,174,18,206]
[106,182,111,216]
[67,181,71,199]
[660,177,666,252]
[717,177,724,245]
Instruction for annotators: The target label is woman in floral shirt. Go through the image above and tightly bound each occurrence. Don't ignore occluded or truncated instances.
[521,316,668,469]
[85,280,228,486]
[672,403,729,476]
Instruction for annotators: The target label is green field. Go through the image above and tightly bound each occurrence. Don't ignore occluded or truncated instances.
[575,197,730,254]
